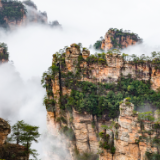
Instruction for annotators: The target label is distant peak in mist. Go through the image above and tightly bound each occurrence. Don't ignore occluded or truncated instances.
[0,0,61,30]
[93,28,142,51]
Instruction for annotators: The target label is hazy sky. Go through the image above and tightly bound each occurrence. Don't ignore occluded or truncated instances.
[21,0,160,40]
[0,0,160,159]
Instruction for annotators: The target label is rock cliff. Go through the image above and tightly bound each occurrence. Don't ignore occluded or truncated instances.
[101,28,142,50]
[0,118,10,145]
[43,43,160,160]
[0,0,61,30]
[99,99,160,160]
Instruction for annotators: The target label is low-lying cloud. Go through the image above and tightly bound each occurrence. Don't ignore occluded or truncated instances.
[1,0,160,158]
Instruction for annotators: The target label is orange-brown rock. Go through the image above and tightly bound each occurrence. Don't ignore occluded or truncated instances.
[64,44,160,90]
[151,69,160,91]
[101,29,140,50]
[99,99,158,160]
[46,43,160,160]
[0,118,10,145]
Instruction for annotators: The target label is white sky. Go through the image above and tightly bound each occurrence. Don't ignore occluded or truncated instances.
[21,0,160,40]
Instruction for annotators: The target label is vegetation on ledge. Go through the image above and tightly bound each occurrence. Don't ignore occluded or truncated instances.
[134,111,160,159]
[61,73,160,119]
[0,0,27,27]
[5,120,40,160]
[93,36,104,51]
[41,45,160,120]
[108,28,142,49]
[0,42,9,61]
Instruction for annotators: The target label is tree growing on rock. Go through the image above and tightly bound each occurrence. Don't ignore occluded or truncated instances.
[10,120,40,160]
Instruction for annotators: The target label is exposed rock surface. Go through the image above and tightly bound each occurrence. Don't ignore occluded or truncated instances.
[101,29,142,50]
[100,99,158,160]
[64,44,160,90]
[46,43,160,160]
[47,96,160,160]
[0,118,10,145]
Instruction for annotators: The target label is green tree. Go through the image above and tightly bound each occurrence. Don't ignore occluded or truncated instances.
[10,120,40,160]
[11,120,25,144]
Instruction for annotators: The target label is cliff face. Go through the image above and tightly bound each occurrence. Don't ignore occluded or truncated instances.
[0,0,61,29]
[44,44,160,160]
[0,118,10,145]
[64,44,160,90]
[100,99,159,160]
[47,99,160,160]
[101,29,142,50]
[0,0,26,29]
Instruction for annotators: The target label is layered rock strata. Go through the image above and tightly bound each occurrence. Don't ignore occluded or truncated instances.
[0,118,10,145]
[100,99,158,160]
[46,44,160,160]
[64,44,160,90]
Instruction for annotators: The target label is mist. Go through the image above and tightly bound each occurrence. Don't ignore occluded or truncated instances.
[0,0,160,159]
[0,24,101,159]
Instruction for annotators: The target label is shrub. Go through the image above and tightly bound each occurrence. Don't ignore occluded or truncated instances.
[99,132,104,138]
[125,97,131,101]
[111,147,116,154]
[114,123,119,129]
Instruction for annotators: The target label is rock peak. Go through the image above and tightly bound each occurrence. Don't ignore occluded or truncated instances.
[101,28,142,50]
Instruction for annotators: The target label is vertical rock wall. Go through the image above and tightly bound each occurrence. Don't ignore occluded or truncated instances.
[46,44,160,160]
[100,99,159,160]
[0,118,10,145]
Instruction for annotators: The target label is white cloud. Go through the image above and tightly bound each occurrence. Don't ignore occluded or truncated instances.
[1,0,160,159]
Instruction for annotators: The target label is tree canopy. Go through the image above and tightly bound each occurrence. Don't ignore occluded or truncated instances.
[10,120,40,160]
